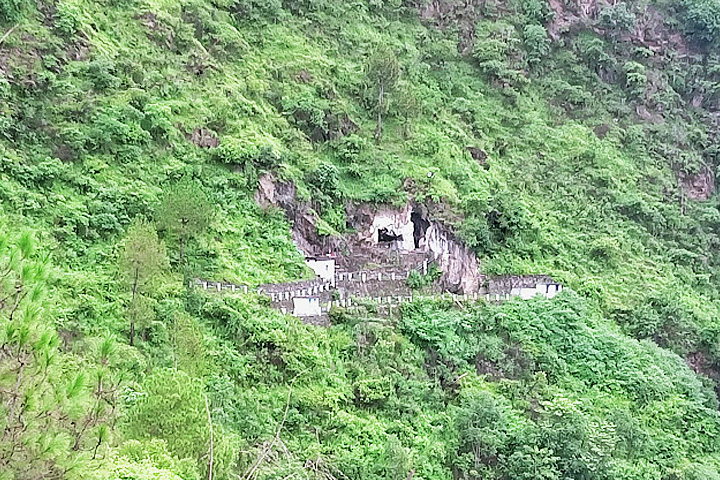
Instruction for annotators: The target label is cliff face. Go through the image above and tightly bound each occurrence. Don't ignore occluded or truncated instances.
[258,174,485,292]
[255,172,330,255]
[347,201,483,292]
[424,222,483,293]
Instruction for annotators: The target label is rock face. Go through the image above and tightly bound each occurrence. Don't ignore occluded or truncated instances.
[256,174,485,293]
[187,127,219,148]
[346,201,483,293]
[348,203,416,252]
[678,166,715,201]
[424,222,483,293]
[255,173,329,255]
[413,0,484,53]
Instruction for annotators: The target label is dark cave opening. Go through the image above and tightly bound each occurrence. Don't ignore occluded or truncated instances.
[378,227,403,243]
[411,211,430,249]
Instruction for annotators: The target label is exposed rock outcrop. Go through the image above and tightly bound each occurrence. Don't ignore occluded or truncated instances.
[187,127,219,148]
[346,201,483,293]
[412,0,485,53]
[256,174,486,293]
[255,173,329,255]
[347,202,416,252]
[677,166,715,201]
[424,221,483,293]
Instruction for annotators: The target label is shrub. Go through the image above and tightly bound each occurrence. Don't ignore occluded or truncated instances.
[473,21,527,87]
[335,133,368,163]
[225,0,284,23]
[598,2,636,33]
[520,0,553,24]
[213,138,281,170]
[406,264,441,290]
[623,61,647,97]
[353,376,394,405]
[0,0,26,22]
[54,0,83,36]
[85,58,121,91]
[523,24,551,69]
[307,161,339,204]
[281,89,331,141]
[683,0,720,45]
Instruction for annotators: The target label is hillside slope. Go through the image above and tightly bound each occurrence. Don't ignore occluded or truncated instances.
[3,0,720,478]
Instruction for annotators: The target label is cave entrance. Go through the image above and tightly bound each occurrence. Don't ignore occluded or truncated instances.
[411,211,430,249]
[378,227,403,243]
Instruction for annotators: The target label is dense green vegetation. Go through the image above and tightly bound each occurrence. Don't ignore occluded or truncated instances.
[4,0,720,478]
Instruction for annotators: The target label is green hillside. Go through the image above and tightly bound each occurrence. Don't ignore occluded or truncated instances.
[3,0,720,478]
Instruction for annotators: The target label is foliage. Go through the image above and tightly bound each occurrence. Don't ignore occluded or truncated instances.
[155,179,213,263]
[2,0,720,477]
[366,47,401,141]
[122,368,240,479]
[118,219,169,345]
[405,263,441,290]
[0,233,113,478]
[523,24,551,69]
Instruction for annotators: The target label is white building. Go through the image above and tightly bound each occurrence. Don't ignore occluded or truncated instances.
[293,296,322,317]
[306,256,336,282]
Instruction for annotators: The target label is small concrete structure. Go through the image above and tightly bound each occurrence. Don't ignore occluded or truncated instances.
[293,296,322,317]
[306,256,336,282]
[510,282,563,300]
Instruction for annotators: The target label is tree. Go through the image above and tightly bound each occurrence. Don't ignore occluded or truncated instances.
[119,219,169,346]
[0,232,114,478]
[502,445,560,480]
[124,369,208,462]
[452,389,511,479]
[124,369,239,480]
[367,48,401,142]
[523,24,551,70]
[381,435,412,480]
[392,81,421,139]
[172,310,206,377]
[156,180,213,263]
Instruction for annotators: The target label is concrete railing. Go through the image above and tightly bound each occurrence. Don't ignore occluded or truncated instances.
[192,260,429,300]
[280,291,526,317]
[192,264,562,320]
[191,277,333,298]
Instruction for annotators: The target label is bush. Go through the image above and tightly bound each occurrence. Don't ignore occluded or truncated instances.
[683,0,720,45]
[224,0,284,23]
[0,0,26,22]
[307,161,339,207]
[598,2,636,33]
[281,89,331,141]
[213,138,281,170]
[520,0,553,24]
[406,264,441,290]
[624,61,647,92]
[523,24,551,69]
[54,0,83,36]
[353,376,394,405]
[460,193,537,256]
[473,21,528,89]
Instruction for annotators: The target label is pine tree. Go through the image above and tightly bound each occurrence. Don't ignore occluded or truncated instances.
[367,48,401,142]
[156,180,213,263]
[0,232,114,478]
[118,220,169,346]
